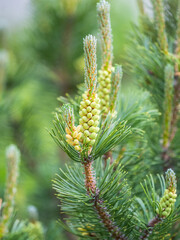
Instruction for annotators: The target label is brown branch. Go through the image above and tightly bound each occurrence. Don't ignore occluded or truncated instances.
[140,216,162,239]
[83,160,97,195]
[95,198,127,240]
[83,159,127,240]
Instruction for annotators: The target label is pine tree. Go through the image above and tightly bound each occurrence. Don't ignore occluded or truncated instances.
[50,1,180,239]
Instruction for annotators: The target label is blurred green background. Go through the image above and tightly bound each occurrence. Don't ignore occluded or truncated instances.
[0,0,138,238]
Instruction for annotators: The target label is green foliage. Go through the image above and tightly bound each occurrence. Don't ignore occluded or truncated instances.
[53,161,180,239]
[136,173,180,239]
[51,87,159,163]
[50,0,180,238]
[53,161,135,239]
[127,0,180,183]
[0,0,180,239]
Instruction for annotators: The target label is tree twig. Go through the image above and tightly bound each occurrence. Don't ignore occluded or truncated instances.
[140,216,162,239]
[83,158,127,240]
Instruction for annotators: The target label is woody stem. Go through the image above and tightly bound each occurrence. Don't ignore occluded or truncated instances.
[140,216,162,239]
[83,159,127,240]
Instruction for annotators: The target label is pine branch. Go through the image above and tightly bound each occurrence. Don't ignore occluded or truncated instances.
[50,2,170,238]
[81,34,128,239]
[51,37,133,163]
[140,169,178,239]
[151,0,168,52]
[83,158,128,240]
[53,160,134,239]
[140,216,162,239]
[94,198,127,240]
[52,33,132,239]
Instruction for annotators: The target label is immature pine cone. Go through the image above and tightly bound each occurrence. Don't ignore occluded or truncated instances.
[156,169,177,217]
[79,91,100,148]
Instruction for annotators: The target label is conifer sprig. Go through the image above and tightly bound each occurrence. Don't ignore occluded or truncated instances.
[53,161,132,239]
[0,145,20,237]
[81,35,128,238]
[140,216,162,240]
[50,1,180,238]
[151,0,168,52]
[140,170,178,239]
[82,160,128,240]
[52,33,132,239]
